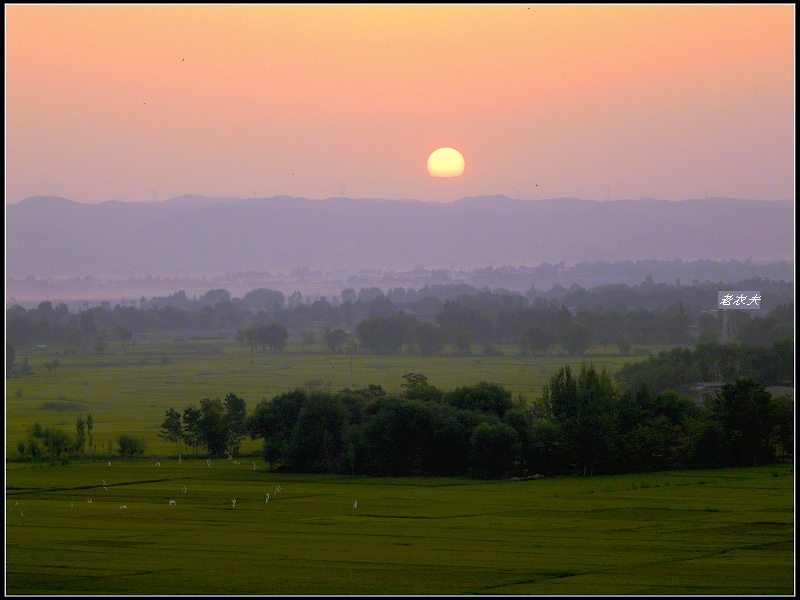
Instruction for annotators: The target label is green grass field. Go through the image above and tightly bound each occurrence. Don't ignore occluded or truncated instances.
[6,462,794,594]
[7,337,657,457]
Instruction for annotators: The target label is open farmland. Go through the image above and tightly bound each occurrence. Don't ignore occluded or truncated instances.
[6,337,658,457]
[5,462,794,595]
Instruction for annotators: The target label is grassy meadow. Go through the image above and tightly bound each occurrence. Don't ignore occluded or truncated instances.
[6,461,794,594]
[6,336,795,594]
[6,336,656,457]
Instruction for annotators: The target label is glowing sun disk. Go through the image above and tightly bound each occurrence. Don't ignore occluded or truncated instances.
[427,147,465,177]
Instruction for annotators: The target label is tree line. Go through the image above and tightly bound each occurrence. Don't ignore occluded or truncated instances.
[13,357,792,475]
[154,369,792,479]
[614,340,794,393]
[16,411,160,463]
[17,413,98,462]
[6,287,793,366]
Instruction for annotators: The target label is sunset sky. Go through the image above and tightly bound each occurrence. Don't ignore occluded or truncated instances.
[5,4,795,204]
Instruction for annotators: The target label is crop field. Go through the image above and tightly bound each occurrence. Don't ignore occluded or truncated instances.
[5,462,794,595]
[6,337,658,457]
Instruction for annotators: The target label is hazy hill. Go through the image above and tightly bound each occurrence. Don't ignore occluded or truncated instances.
[5,195,794,278]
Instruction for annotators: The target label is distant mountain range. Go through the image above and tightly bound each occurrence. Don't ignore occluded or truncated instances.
[5,195,794,279]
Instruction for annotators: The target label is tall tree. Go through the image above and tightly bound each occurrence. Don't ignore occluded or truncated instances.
[287,393,350,473]
[712,379,775,466]
[246,389,307,465]
[223,393,247,456]
[543,363,618,475]
[355,316,407,354]
[322,328,349,353]
[182,405,202,455]
[560,323,592,356]
[86,413,93,452]
[415,322,448,355]
[75,414,86,455]
[256,323,289,353]
[198,398,227,457]
[522,325,554,355]
[158,408,184,457]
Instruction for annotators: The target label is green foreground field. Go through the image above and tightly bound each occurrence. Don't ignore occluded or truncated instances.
[6,462,794,595]
[7,338,656,457]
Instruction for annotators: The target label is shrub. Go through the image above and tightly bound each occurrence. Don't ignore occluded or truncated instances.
[117,434,146,457]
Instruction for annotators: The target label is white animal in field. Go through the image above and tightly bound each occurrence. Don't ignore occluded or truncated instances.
[87,499,92,504]
[108,461,112,467]
[207,459,211,468]
[233,460,240,465]
[15,501,19,506]
[21,511,24,517]
[169,500,177,506]
[119,505,127,509]
[228,453,233,460]
[231,498,236,507]
[182,486,187,494]
[155,462,160,467]
[253,462,257,471]
[353,500,358,509]
[178,456,182,463]
[266,493,269,503]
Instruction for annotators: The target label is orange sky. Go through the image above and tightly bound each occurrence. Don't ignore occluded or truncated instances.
[5,4,795,203]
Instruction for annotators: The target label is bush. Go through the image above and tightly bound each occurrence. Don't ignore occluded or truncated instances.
[117,434,146,457]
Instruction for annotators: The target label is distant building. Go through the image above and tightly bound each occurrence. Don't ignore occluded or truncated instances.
[689,381,727,404]
[765,386,794,402]
[689,382,794,405]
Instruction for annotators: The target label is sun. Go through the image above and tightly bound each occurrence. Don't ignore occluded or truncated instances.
[427,147,465,177]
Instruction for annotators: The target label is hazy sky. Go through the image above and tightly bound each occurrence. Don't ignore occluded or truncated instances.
[5,4,795,204]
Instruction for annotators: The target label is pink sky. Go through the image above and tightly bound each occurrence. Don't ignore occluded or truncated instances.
[5,4,795,204]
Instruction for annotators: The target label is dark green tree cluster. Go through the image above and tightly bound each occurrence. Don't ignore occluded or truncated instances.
[238,323,289,353]
[6,301,108,355]
[614,340,794,394]
[322,328,349,353]
[539,364,792,474]
[243,374,525,478]
[160,393,249,457]
[352,310,454,356]
[725,304,794,347]
[17,422,73,462]
[225,368,792,477]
